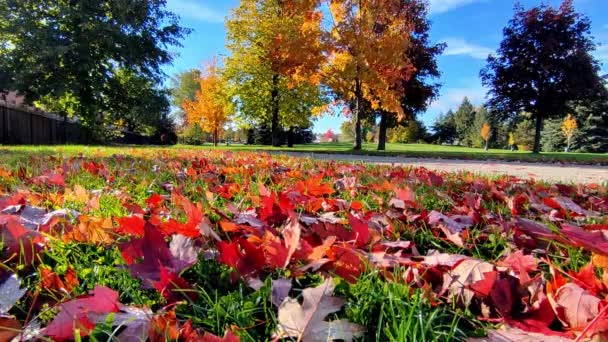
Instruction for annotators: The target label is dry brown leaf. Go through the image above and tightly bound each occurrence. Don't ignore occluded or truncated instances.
[281,215,302,268]
[275,278,364,342]
[442,258,495,306]
[555,283,600,329]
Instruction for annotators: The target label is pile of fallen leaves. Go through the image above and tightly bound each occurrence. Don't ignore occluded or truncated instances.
[0,148,607,341]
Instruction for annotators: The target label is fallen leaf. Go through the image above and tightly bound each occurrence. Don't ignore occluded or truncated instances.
[169,234,201,271]
[0,317,21,342]
[554,283,600,329]
[442,258,495,306]
[274,278,364,342]
[470,325,574,341]
[272,278,292,307]
[281,215,302,267]
[0,274,27,314]
[43,285,120,340]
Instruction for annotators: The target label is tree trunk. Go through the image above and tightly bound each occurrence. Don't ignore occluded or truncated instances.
[377,111,388,151]
[287,126,294,147]
[566,136,571,153]
[213,127,218,146]
[532,115,543,154]
[353,81,363,151]
[271,73,281,147]
[484,139,489,151]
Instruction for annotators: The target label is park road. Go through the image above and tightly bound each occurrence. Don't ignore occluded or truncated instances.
[275,152,608,184]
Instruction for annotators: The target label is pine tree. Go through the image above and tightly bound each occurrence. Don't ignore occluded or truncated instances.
[432,110,457,144]
[541,118,566,152]
[576,96,608,153]
[453,97,475,145]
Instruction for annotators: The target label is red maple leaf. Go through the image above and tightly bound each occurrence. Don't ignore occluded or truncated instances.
[44,286,120,341]
[347,213,370,248]
[116,215,146,237]
[498,250,538,285]
[159,194,203,238]
[119,224,179,286]
[146,193,164,208]
[296,175,334,197]
[153,266,197,303]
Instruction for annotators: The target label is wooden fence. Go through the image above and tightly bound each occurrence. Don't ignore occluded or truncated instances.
[0,104,150,145]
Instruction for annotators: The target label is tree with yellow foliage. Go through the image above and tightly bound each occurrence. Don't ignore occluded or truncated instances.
[323,0,416,150]
[182,61,232,146]
[561,113,578,152]
[508,132,515,151]
[480,122,491,151]
[224,0,328,147]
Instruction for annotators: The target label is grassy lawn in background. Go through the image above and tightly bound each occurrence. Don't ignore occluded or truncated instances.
[2,142,607,164]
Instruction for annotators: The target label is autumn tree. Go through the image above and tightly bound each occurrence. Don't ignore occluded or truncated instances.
[323,0,416,150]
[321,129,338,143]
[376,0,444,150]
[224,0,327,147]
[480,123,491,151]
[182,61,232,146]
[481,0,605,153]
[560,114,577,152]
[508,132,516,151]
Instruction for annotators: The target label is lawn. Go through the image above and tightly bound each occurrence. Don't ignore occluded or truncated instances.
[2,142,607,165]
[195,142,608,164]
[0,146,607,341]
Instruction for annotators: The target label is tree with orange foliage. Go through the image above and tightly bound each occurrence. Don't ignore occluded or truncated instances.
[181,61,232,146]
[323,0,417,150]
[480,122,491,151]
[561,113,578,152]
[224,0,327,147]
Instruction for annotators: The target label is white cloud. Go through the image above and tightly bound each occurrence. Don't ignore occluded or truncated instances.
[166,0,225,23]
[443,38,494,59]
[428,0,486,15]
[428,85,487,114]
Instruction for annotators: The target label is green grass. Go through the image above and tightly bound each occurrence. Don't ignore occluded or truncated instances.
[1,145,603,341]
[1,142,606,165]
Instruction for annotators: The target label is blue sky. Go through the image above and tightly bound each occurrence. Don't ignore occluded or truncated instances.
[163,0,608,133]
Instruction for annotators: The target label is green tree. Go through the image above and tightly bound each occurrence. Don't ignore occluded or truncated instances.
[340,120,355,142]
[170,69,201,122]
[574,94,608,153]
[431,110,457,144]
[481,0,606,153]
[464,106,490,148]
[0,0,188,136]
[105,69,171,135]
[541,118,568,152]
[387,119,425,144]
[513,115,536,151]
[452,97,475,145]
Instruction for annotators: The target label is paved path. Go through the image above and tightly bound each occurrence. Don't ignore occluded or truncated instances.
[276,152,608,184]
